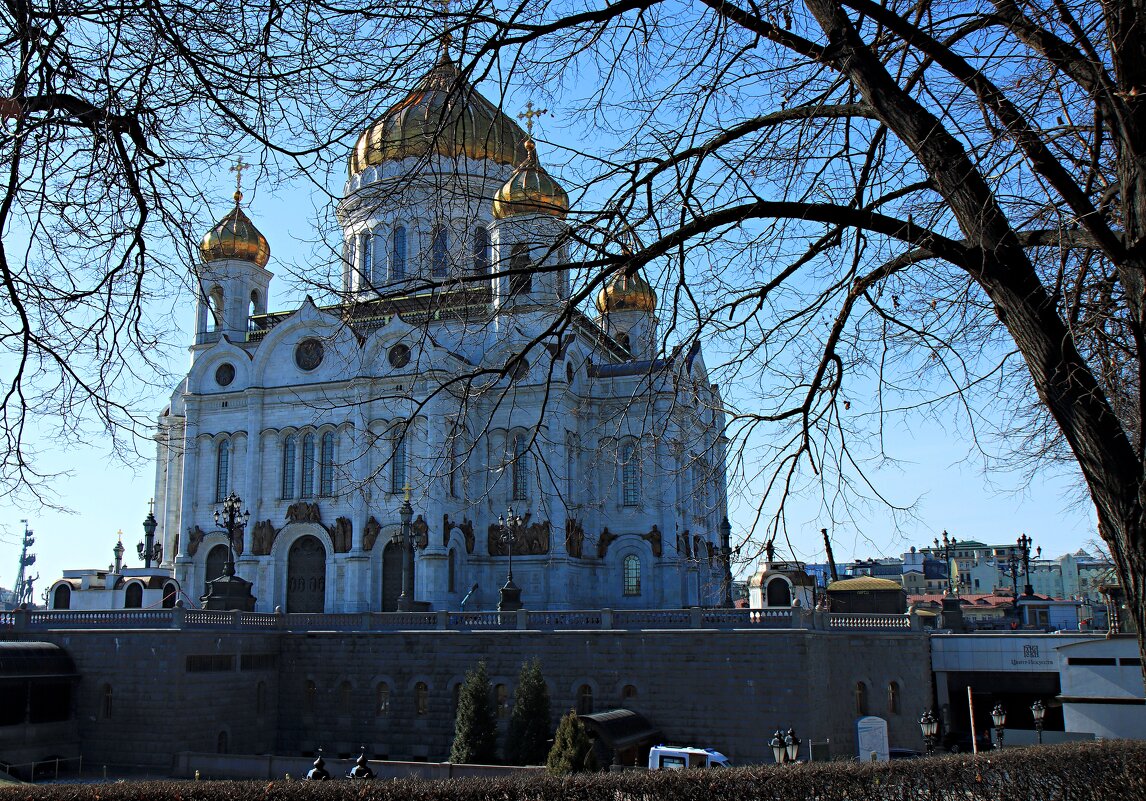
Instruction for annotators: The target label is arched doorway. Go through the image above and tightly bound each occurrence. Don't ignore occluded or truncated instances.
[287,535,327,613]
[52,584,71,609]
[124,582,143,608]
[766,577,792,607]
[205,544,229,583]
[382,539,402,612]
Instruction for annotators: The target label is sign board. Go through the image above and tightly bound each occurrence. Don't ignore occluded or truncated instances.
[856,716,889,761]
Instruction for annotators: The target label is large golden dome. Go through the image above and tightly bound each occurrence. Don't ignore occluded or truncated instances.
[491,140,569,219]
[349,54,528,175]
[595,268,657,314]
[199,195,270,268]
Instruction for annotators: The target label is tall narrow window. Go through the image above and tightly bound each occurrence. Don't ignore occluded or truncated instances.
[376,682,390,717]
[566,432,577,504]
[623,555,641,596]
[887,682,900,715]
[391,430,407,494]
[577,684,593,715]
[415,681,428,716]
[510,244,532,296]
[359,232,372,286]
[472,227,490,274]
[431,225,449,277]
[371,233,385,286]
[301,433,316,497]
[511,434,528,500]
[215,439,230,503]
[621,441,639,507]
[855,682,869,716]
[281,435,297,499]
[319,431,335,496]
[391,226,407,279]
[448,423,461,498]
[448,548,457,593]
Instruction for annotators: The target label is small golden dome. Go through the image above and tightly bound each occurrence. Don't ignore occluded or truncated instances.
[199,194,270,268]
[491,140,569,219]
[595,268,657,314]
[349,54,528,175]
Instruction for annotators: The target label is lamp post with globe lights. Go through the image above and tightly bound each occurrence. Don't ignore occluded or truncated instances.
[990,704,1006,749]
[784,728,801,763]
[497,508,524,612]
[919,709,939,756]
[1031,699,1046,744]
[200,491,256,611]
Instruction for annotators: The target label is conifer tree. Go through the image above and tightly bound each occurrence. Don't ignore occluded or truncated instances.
[450,661,498,764]
[504,658,551,765]
[546,708,597,775]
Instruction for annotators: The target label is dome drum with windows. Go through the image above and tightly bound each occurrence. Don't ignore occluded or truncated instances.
[199,192,271,268]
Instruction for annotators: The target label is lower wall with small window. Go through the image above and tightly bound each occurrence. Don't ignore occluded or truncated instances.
[24,628,929,769]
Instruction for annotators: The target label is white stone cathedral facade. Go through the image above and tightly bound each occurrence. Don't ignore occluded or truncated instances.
[152,51,731,613]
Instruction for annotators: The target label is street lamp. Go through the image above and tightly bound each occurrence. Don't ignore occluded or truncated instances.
[919,709,939,756]
[497,508,524,612]
[934,531,959,596]
[137,500,161,569]
[784,728,800,763]
[1031,699,1046,744]
[990,703,1006,749]
[769,729,786,765]
[200,491,255,611]
[719,516,733,608]
[393,485,417,612]
[1017,534,1040,597]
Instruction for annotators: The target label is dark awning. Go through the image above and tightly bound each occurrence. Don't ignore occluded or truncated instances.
[579,708,663,751]
[0,641,78,680]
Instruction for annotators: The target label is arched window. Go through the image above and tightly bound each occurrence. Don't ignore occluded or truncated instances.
[301,433,316,497]
[623,555,641,596]
[496,684,509,719]
[855,682,868,716]
[53,584,71,609]
[124,582,143,609]
[281,434,297,499]
[391,430,407,494]
[249,289,260,319]
[209,286,224,330]
[376,682,390,717]
[162,583,177,608]
[509,244,532,297]
[621,684,638,706]
[371,233,385,286]
[577,684,593,715]
[621,441,639,507]
[766,578,792,607]
[206,544,228,583]
[431,225,449,277]
[511,434,528,500]
[472,227,490,274]
[887,682,900,715]
[391,226,407,279]
[415,681,428,716]
[339,681,353,715]
[448,548,457,593]
[304,680,317,717]
[215,439,230,503]
[359,232,372,285]
[319,431,335,496]
[100,684,113,719]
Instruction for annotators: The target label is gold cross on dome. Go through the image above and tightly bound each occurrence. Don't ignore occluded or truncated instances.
[148,498,155,514]
[230,158,250,203]
[518,102,549,137]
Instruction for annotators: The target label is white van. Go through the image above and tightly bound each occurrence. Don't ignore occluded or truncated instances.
[647,745,731,770]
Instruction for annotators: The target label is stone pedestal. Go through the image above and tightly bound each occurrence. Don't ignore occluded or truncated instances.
[201,574,256,611]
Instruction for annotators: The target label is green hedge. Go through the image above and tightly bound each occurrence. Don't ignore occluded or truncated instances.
[2,741,1142,801]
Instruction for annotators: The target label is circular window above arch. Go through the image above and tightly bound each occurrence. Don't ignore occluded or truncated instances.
[388,344,411,369]
[215,362,236,387]
[295,338,325,371]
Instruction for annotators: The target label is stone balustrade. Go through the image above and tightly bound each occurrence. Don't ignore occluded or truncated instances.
[0,605,925,633]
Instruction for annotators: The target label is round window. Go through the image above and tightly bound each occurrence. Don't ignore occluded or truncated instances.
[215,363,236,387]
[295,338,325,371]
[388,344,411,369]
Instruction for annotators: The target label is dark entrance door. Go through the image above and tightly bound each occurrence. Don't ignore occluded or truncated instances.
[205,544,228,582]
[382,539,402,612]
[287,535,327,613]
[766,578,792,607]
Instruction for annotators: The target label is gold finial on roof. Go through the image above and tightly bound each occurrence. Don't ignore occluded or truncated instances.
[230,158,250,204]
[431,0,453,56]
[148,498,155,514]
[116,529,123,542]
[403,482,412,503]
[518,101,549,138]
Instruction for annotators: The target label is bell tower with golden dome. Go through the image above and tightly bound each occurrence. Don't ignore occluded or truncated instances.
[595,233,659,359]
[194,160,272,352]
[489,104,571,312]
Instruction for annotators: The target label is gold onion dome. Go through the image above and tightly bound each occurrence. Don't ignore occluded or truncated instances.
[349,52,528,174]
[491,139,569,219]
[595,268,657,314]
[199,193,271,268]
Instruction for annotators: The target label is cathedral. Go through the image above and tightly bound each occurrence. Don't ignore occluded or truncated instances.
[151,45,731,613]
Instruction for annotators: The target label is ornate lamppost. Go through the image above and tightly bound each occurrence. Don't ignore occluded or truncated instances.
[498,508,524,612]
[1017,534,1040,597]
[769,729,786,765]
[919,709,939,756]
[934,530,959,596]
[200,491,256,611]
[719,517,733,608]
[990,703,1006,749]
[394,485,416,612]
[137,500,162,569]
[784,728,801,764]
[1030,699,1046,744]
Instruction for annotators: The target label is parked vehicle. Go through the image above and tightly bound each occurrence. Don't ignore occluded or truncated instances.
[648,745,731,770]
